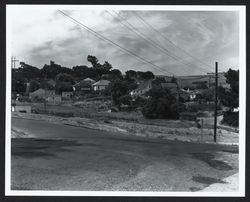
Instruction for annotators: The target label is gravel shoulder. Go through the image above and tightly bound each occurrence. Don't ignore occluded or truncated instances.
[11,112,239,145]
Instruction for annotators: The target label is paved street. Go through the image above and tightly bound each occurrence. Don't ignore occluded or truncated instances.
[11,117,238,191]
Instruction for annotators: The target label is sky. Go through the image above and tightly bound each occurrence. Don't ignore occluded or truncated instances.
[8,6,240,76]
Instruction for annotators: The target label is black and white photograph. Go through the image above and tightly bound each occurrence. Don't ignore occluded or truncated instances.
[5,5,246,196]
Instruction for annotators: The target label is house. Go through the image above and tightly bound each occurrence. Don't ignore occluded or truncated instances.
[92,80,110,91]
[29,88,55,100]
[130,80,152,97]
[47,94,62,103]
[62,91,73,99]
[73,79,94,95]
[179,88,198,101]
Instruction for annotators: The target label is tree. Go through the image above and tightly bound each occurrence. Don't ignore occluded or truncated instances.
[218,69,239,110]
[19,63,41,80]
[125,70,137,81]
[137,71,154,80]
[72,65,98,79]
[201,87,215,103]
[152,77,166,86]
[55,82,73,94]
[142,86,180,119]
[41,61,62,79]
[103,61,113,71]
[29,80,40,92]
[87,55,101,69]
[55,73,75,85]
[218,69,239,127]
[40,81,54,90]
[110,69,123,80]
[171,76,177,83]
[110,79,137,108]
[143,71,155,80]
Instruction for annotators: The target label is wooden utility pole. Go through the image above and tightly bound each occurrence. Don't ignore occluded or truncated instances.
[214,62,218,143]
[11,56,19,69]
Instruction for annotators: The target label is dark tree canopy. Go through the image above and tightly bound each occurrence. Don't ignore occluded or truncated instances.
[55,82,73,94]
[17,63,41,80]
[29,80,40,92]
[125,70,137,81]
[87,55,101,69]
[55,73,75,85]
[218,69,239,110]
[110,79,137,107]
[110,69,122,79]
[142,86,183,119]
[103,61,113,71]
[41,61,63,79]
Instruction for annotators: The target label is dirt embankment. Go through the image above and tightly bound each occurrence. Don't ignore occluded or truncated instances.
[11,112,239,145]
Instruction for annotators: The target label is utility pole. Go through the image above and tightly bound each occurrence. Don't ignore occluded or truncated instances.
[214,62,218,143]
[11,56,19,69]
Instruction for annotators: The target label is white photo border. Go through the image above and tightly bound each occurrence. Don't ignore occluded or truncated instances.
[5,4,246,197]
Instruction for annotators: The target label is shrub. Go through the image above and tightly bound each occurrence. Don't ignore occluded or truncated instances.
[221,111,239,127]
[142,87,178,119]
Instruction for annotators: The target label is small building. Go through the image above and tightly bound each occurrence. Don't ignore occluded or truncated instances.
[47,94,62,103]
[130,80,152,97]
[29,89,55,101]
[92,80,110,91]
[62,91,73,99]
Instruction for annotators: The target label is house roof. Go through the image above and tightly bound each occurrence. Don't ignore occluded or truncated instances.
[92,80,110,86]
[84,78,95,83]
[74,80,92,88]
[29,88,55,96]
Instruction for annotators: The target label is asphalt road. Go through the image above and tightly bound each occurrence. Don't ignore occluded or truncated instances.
[11,117,239,191]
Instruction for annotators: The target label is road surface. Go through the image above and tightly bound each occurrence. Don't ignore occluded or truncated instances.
[11,117,238,191]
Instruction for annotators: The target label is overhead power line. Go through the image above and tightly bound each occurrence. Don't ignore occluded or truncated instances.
[131,11,213,73]
[57,10,175,76]
[111,10,206,75]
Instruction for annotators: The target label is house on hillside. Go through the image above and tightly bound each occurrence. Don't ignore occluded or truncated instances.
[29,88,55,100]
[29,88,62,103]
[73,78,95,95]
[92,80,110,91]
[130,80,152,97]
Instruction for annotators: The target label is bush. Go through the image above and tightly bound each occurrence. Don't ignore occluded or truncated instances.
[221,111,239,127]
[186,103,206,112]
[142,87,178,119]
[170,102,186,119]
